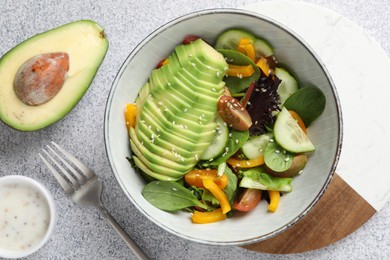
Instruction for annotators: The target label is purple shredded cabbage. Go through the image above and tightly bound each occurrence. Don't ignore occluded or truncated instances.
[247,71,281,135]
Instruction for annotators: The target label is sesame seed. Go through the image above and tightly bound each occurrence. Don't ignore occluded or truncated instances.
[285,157,290,162]
[255,88,260,92]
[172,187,177,191]
[255,120,258,125]
[235,139,239,144]
[158,101,163,106]
[275,150,280,154]
[192,63,196,67]
[212,88,216,92]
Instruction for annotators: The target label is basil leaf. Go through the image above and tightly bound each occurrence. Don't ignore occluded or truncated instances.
[142,181,208,211]
[217,49,260,93]
[283,85,326,126]
[264,141,294,172]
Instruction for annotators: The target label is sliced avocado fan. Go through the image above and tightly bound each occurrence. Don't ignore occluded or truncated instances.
[132,39,228,181]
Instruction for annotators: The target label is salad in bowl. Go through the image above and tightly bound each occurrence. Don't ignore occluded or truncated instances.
[105,9,341,245]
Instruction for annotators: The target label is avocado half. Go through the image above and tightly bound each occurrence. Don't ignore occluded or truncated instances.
[0,20,108,131]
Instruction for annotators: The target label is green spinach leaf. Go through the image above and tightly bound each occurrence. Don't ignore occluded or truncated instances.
[283,85,326,126]
[264,141,294,172]
[142,181,208,211]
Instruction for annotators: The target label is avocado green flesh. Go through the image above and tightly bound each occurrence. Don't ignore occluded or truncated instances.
[149,76,217,112]
[141,102,216,143]
[131,139,186,177]
[153,65,222,100]
[145,102,216,138]
[135,122,212,161]
[132,156,180,181]
[0,20,108,131]
[130,129,192,174]
[135,126,196,160]
[131,39,228,180]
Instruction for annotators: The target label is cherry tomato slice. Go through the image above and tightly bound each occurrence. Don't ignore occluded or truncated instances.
[233,188,261,212]
[217,95,252,131]
[184,169,228,189]
[182,35,200,45]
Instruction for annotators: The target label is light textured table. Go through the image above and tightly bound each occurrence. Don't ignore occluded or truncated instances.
[1,0,389,259]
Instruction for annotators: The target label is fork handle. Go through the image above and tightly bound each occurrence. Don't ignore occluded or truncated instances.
[97,204,149,260]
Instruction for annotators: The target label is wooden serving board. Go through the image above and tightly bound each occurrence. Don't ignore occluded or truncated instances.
[242,174,376,253]
[240,1,390,254]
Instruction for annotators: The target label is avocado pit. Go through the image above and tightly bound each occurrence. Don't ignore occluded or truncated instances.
[14,52,69,106]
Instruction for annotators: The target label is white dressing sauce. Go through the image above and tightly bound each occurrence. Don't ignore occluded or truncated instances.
[0,181,50,252]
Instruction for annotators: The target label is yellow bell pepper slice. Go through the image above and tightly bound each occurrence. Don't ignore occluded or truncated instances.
[226,155,265,168]
[256,57,272,77]
[268,190,280,212]
[192,208,226,224]
[237,38,255,61]
[227,64,255,78]
[124,103,137,131]
[202,178,231,214]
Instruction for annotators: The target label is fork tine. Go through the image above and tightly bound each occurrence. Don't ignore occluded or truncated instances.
[51,141,95,179]
[42,148,80,189]
[39,153,75,194]
[46,145,85,183]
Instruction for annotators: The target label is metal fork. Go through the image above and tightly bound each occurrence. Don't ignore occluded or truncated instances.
[39,141,148,260]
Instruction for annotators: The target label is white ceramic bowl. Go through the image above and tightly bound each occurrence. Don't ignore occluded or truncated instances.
[0,175,56,258]
[104,9,342,245]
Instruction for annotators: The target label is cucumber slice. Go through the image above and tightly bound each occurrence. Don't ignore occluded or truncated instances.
[275,67,299,105]
[241,133,272,159]
[215,29,274,59]
[253,38,274,57]
[214,29,255,50]
[200,116,229,160]
[273,107,315,153]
